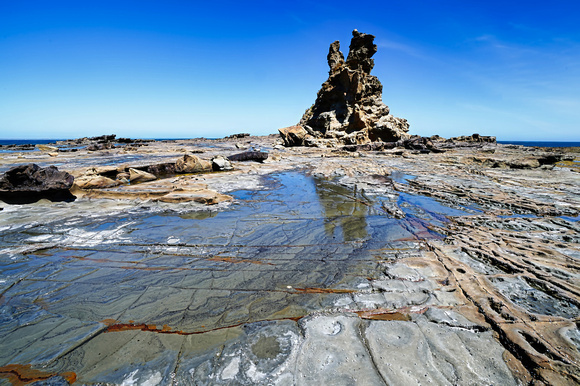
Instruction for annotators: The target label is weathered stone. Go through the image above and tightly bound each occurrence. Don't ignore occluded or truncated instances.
[287,29,410,147]
[139,163,177,176]
[74,174,120,189]
[278,125,310,146]
[0,164,73,192]
[175,154,213,173]
[227,151,269,162]
[327,41,344,73]
[365,317,517,385]
[128,168,157,183]
[296,315,385,385]
[0,164,75,203]
[211,156,233,171]
[37,144,59,152]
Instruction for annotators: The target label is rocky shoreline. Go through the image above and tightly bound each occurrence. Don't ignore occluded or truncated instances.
[0,134,579,384]
[1,29,579,385]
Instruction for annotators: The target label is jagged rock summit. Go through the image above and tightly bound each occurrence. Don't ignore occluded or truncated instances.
[280,30,410,147]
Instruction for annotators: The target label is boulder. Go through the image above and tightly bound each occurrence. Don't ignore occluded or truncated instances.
[139,163,176,176]
[212,156,233,171]
[128,168,157,183]
[175,154,213,173]
[74,174,120,189]
[0,164,75,203]
[37,144,59,152]
[284,29,410,147]
[227,151,269,162]
[278,125,310,146]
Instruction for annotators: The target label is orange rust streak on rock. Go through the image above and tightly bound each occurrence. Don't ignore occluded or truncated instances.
[356,311,411,321]
[293,287,356,294]
[105,316,304,336]
[0,364,76,386]
[356,307,428,321]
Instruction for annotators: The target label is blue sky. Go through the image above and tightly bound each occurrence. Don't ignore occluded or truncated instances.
[1,1,579,140]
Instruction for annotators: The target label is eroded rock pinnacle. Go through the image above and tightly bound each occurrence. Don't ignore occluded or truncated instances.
[280,30,410,147]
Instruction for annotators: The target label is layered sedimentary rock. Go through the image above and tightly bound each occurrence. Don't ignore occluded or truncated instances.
[280,30,410,147]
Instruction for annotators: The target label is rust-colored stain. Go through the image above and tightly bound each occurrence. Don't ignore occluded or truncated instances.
[292,287,355,294]
[105,316,303,336]
[356,310,411,321]
[0,364,76,385]
[356,307,427,321]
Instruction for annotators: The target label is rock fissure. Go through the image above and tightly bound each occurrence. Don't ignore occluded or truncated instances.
[357,321,389,386]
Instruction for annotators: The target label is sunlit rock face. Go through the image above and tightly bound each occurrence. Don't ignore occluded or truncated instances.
[281,30,410,147]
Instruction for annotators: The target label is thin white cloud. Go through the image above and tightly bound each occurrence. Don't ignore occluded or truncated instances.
[375,39,433,61]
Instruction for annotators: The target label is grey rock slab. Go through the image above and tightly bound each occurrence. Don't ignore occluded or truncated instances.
[365,316,517,385]
[295,314,385,385]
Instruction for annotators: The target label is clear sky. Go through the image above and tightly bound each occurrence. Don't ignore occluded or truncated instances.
[1,0,579,140]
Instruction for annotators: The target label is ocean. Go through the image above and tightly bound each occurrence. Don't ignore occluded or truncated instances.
[1,139,580,148]
[0,139,64,146]
[497,141,580,147]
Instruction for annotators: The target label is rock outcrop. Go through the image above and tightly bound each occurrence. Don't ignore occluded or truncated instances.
[0,164,75,203]
[175,154,213,173]
[281,30,410,147]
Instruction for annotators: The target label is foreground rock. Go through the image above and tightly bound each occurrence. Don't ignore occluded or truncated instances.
[0,164,75,203]
[280,30,410,147]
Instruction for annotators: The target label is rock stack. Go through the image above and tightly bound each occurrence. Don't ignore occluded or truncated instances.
[280,30,410,147]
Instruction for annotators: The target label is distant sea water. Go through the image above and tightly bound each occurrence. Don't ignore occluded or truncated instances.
[0,138,201,147]
[1,139,580,148]
[498,141,580,147]
[0,139,63,146]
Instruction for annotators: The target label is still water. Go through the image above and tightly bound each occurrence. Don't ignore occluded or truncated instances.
[0,171,471,383]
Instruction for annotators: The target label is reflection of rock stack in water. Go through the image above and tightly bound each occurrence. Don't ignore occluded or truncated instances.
[280,30,410,147]
[313,178,368,241]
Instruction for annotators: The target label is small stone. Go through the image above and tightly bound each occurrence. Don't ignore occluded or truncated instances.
[212,156,233,171]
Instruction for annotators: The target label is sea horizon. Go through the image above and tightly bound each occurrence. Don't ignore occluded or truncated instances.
[1,138,580,148]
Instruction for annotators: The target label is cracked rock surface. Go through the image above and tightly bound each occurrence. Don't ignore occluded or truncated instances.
[0,135,579,384]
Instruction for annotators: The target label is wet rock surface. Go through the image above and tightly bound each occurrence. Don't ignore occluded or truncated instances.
[0,135,579,384]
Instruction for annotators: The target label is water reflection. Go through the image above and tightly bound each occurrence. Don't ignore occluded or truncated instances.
[312,178,369,241]
[0,171,466,384]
